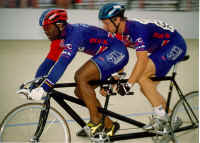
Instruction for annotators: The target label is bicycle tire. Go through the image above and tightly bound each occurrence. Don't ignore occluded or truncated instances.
[0,103,71,143]
[170,91,199,143]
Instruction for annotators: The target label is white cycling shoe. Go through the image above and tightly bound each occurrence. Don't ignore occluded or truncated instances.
[143,114,170,135]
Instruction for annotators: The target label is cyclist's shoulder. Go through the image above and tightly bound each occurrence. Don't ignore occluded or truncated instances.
[127,19,148,29]
[71,23,101,32]
[72,23,115,45]
[73,23,108,36]
[125,19,149,37]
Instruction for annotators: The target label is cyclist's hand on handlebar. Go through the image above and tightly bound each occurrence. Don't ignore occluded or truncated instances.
[99,84,117,96]
[16,76,47,100]
[17,87,47,100]
[100,88,107,97]
[29,87,47,100]
[16,88,31,99]
[117,82,132,96]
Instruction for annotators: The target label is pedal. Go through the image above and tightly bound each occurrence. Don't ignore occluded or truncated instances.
[152,135,173,143]
[148,128,169,136]
[90,132,111,143]
[146,124,170,136]
[83,125,92,137]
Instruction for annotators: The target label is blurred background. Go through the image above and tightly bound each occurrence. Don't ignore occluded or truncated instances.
[0,0,198,11]
[0,1,198,142]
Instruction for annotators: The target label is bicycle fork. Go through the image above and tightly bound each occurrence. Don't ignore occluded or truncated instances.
[31,97,50,142]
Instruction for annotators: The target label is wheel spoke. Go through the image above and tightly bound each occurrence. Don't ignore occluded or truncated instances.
[0,103,71,142]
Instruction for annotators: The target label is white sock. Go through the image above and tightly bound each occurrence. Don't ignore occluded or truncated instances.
[153,105,166,117]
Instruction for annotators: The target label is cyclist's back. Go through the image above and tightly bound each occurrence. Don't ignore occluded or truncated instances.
[60,23,122,56]
[98,2,187,134]
[30,8,128,137]
[116,19,186,55]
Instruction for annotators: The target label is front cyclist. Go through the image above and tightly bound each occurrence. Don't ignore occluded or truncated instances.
[98,3,187,132]
[26,8,129,136]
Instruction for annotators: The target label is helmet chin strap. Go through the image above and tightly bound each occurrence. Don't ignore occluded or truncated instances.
[54,23,62,39]
[110,19,120,33]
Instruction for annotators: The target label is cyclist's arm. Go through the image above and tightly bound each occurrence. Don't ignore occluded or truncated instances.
[35,40,64,78]
[128,51,148,85]
[127,33,149,85]
[100,68,124,96]
[127,25,150,85]
[41,42,79,92]
[35,58,55,78]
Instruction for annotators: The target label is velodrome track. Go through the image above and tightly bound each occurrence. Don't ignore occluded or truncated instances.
[0,39,198,142]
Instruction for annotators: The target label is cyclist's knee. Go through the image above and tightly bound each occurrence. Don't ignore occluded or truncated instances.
[74,70,89,86]
[74,88,80,98]
[138,70,154,85]
[74,70,79,81]
[75,70,83,83]
[139,86,144,94]
[138,75,146,86]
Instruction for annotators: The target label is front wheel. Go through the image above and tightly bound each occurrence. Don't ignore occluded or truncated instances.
[170,91,199,143]
[0,103,71,143]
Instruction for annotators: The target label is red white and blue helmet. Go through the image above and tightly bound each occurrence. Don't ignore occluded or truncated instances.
[39,8,68,26]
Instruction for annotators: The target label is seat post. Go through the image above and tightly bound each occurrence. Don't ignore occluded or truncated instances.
[165,64,178,113]
[172,64,177,74]
[171,63,178,79]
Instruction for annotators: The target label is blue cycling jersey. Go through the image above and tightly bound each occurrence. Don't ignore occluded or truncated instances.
[115,19,186,77]
[61,23,120,55]
[38,23,127,92]
[115,19,179,53]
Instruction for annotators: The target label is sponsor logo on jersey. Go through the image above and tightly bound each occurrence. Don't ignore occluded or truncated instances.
[135,37,145,49]
[166,46,183,61]
[64,44,72,50]
[89,38,108,45]
[106,50,125,65]
[153,32,171,39]
[61,49,72,58]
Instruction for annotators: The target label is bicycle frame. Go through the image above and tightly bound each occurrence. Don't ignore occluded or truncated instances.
[32,60,198,142]
[31,74,198,142]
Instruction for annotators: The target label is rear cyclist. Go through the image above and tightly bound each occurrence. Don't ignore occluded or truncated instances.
[23,8,129,136]
[98,3,187,132]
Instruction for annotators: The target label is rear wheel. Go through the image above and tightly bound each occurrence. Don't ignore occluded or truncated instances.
[170,91,199,143]
[0,103,71,142]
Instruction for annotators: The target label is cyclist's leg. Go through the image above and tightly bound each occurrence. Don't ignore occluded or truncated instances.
[74,87,82,99]
[138,58,167,112]
[75,42,128,134]
[74,61,103,124]
[140,36,187,130]
[89,43,128,133]
[74,79,113,129]
[74,84,97,100]
[138,55,172,131]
